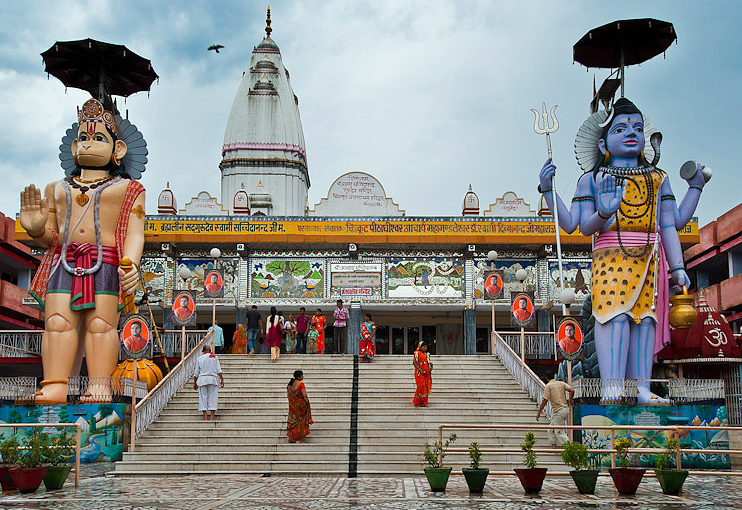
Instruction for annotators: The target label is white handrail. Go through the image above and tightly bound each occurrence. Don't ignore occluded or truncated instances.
[491,330,550,419]
[0,330,43,357]
[134,330,213,438]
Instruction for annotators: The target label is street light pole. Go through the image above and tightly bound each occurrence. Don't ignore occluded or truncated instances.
[487,250,498,355]
[209,248,221,352]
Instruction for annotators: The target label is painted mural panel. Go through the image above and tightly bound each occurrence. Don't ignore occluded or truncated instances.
[136,257,166,302]
[177,257,239,301]
[387,260,462,298]
[575,403,729,469]
[547,259,590,301]
[251,260,325,298]
[473,260,537,299]
[0,403,125,463]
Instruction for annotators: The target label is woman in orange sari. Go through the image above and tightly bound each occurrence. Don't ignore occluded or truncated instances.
[413,341,432,407]
[232,324,247,354]
[311,309,326,354]
[286,370,312,443]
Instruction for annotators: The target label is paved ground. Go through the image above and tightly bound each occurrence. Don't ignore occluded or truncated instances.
[2,472,740,509]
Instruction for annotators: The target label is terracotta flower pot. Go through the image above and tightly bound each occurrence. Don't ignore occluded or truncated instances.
[43,465,73,491]
[9,466,47,494]
[0,465,17,491]
[609,467,645,495]
[462,467,489,493]
[514,467,548,494]
[424,467,452,492]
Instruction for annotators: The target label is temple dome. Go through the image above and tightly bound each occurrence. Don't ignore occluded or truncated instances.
[220,8,308,216]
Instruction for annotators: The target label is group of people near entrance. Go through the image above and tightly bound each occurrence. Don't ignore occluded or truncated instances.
[193,337,434,442]
[230,300,353,358]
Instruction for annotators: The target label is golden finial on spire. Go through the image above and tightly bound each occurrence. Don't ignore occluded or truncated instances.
[265,6,272,37]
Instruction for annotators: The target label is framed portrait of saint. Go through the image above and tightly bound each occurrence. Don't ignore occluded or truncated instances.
[120,313,151,357]
[172,290,196,327]
[555,316,584,361]
[483,270,504,300]
[511,291,535,327]
[203,269,224,298]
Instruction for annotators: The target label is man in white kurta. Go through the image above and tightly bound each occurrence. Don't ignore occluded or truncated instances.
[193,345,224,421]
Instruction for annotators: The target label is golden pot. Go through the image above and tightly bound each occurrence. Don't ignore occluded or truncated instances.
[111,358,164,392]
[668,286,697,329]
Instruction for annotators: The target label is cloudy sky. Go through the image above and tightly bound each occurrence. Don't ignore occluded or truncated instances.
[1,1,740,225]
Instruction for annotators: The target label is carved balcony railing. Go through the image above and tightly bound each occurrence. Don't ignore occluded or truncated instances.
[0,330,42,357]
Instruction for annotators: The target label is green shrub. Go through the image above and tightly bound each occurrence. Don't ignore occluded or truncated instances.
[560,440,590,470]
[422,433,457,468]
[468,441,483,469]
[521,431,538,469]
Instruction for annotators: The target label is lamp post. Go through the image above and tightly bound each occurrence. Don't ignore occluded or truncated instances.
[560,287,576,439]
[177,266,194,371]
[487,250,498,354]
[209,248,221,351]
[516,268,528,386]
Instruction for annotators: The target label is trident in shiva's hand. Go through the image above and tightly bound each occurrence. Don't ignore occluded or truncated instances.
[531,102,567,312]
[531,102,559,158]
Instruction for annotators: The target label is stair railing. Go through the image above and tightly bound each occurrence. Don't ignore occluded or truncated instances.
[134,330,213,440]
[491,330,550,419]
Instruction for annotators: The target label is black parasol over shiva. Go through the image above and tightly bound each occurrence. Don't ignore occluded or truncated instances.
[573,18,676,104]
[41,38,158,114]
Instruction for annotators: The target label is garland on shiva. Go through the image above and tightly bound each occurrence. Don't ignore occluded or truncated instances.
[538,98,707,404]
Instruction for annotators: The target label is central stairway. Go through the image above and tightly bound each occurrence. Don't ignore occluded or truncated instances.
[115,354,561,476]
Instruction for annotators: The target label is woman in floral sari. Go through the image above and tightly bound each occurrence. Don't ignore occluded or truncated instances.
[413,341,432,407]
[359,313,376,362]
[286,370,312,443]
[232,324,247,354]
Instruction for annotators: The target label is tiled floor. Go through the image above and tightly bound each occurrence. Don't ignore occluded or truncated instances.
[2,472,739,509]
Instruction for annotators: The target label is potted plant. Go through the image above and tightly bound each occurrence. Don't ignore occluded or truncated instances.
[0,436,20,491]
[462,441,489,493]
[42,430,75,491]
[654,437,689,495]
[608,436,645,495]
[9,431,48,493]
[514,430,548,493]
[560,440,600,494]
[422,433,457,492]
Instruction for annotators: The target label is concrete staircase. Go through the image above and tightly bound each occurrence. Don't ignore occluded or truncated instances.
[356,355,560,475]
[115,354,561,476]
[114,355,353,476]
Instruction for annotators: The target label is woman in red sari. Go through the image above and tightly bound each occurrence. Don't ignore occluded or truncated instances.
[286,370,312,443]
[311,309,326,354]
[413,341,432,406]
[232,324,247,354]
[359,313,376,362]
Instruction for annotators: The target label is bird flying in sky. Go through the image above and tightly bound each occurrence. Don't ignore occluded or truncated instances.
[207,44,224,53]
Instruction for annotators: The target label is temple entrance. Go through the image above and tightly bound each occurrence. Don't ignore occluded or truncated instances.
[374,325,437,355]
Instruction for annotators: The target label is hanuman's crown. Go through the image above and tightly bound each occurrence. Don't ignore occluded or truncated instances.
[77,98,118,136]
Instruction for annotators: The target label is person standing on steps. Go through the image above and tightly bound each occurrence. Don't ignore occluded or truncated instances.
[246,305,262,355]
[193,344,224,421]
[332,299,349,354]
[359,313,376,362]
[286,370,312,443]
[310,309,326,354]
[209,319,224,354]
[284,314,297,354]
[536,371,574,448]
[412,341,432,407]
[232,324,247,354]
[295,307,309,354]
[266,306,284,363]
